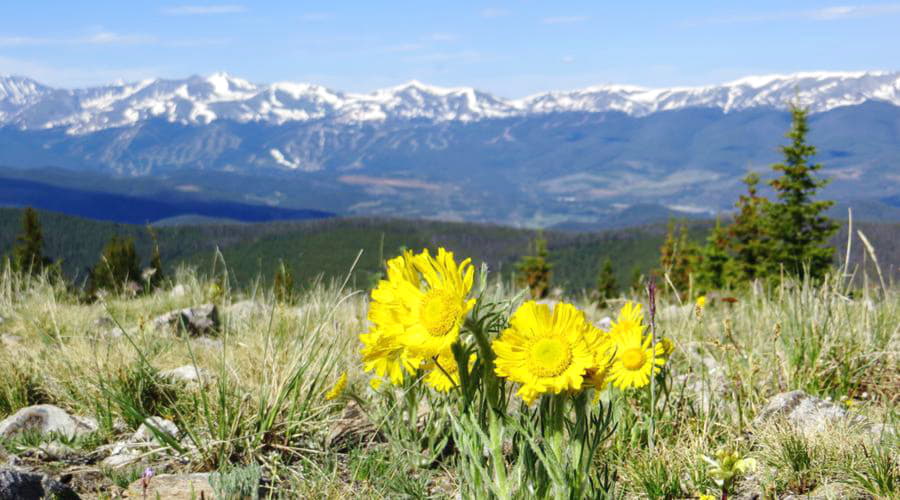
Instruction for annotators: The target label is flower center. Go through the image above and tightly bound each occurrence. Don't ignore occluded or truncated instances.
[528,337,573,378]
[621,347,646,371]
[420,289,461,337]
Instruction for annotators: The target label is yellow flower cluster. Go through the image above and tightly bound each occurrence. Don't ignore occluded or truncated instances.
[358,247,673,405]
[360,248,476,391]
[492,300,671,404]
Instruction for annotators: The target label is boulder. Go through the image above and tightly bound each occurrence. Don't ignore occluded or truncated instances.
[161,365,207,384]
[152,304,219,336]
[132,417,179,444]
[193,337,224,350]
[226,300,264,321]
[0,468,79,500]
[754,391,888,437]
[0,405,97,440]
[126,473,214,500]
[170,284,187,298]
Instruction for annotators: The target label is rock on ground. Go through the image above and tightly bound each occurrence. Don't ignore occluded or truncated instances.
[152,304,219,336]
[754,390,888,437]
[0,468,79,500]
[226,299,264,322]
[161,365,208,384]
[170,284,187,297]
[0,405,97,440]
[595,316,612,330]
[126,473,214,499]
[132,417,179,444]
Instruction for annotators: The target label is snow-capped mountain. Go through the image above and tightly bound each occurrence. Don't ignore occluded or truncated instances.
[0,71,898,134]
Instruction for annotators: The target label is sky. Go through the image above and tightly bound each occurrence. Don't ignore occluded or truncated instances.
[2,1,899,97]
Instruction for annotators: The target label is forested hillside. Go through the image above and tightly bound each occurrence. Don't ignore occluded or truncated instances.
[1,208,897,291]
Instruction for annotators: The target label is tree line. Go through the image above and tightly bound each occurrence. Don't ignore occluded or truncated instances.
[517,105,839,302]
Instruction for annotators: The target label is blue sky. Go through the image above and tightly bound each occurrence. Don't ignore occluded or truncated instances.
[2,1,899,96]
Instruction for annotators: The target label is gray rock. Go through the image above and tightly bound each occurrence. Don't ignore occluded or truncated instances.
[132,417,179,444]
[0,405,98,440]
[161,365,207,384]
[0,468,79,500]
[100,451,141,469]
[152,304,219,336]
[193,337,223,350]
[126,473,214,500]
[102,327,130,339]
[226,299,263,321]
[37,441,75,461]
[754,391,878,436]
[170,284,187,298]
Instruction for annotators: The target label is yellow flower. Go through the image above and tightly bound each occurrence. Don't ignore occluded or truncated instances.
[698,495,717,500]
[325,371,348,401]
[369,248,476,360]
[659,337,675,358]
[695,295,707,319]
[606,318,665,390]
[492,301,599,405]
[369,378,383,390]
[359,325,422,385]
[423,350,476,392]
[696,295,707,309]
[608,301,646,338]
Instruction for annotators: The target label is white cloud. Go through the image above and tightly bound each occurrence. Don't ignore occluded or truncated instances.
[481,8,510,18]
[809,4,900,20]
[688,3,900,25]
[542,16,588,25]
[0,55,164,88]
[162,4,246,15]
[83,32,157,45]
[0,32,157,47]
[562,55,576,64]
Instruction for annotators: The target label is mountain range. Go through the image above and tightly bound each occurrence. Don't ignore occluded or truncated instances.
[1,71,899,227]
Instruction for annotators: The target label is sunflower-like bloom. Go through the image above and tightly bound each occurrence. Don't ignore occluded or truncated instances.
[394,248,476,358]
[492,301,602,405]
[606,302,666,389]
[609,301,645,337]
[423,349,476,393]
[361,248,475,386]
[360,325,422,385]
[325,371,348,401]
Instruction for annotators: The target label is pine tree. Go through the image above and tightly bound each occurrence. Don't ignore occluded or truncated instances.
[516,233,553,299]
[90,236,141,293]
[728,172,769,281]
[146,225,165,289]
[696,219,737,293]
[658,220,699,297]
[629,265,644,296]
[12,207,49,274]
[595,257,618,307]
[765,105,838,281]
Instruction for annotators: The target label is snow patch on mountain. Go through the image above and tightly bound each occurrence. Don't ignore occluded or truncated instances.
[0,70,897,134]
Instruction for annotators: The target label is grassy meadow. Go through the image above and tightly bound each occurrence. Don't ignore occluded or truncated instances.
[0,255,896,499]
